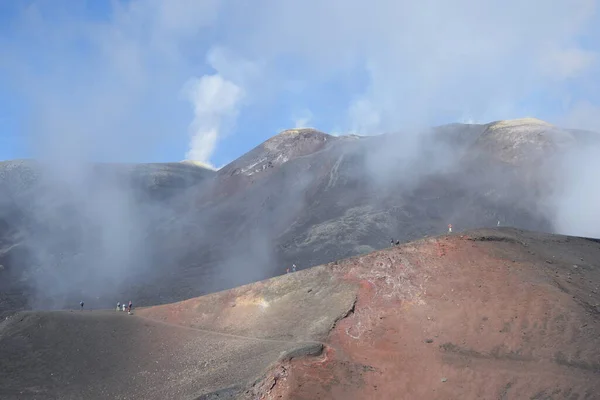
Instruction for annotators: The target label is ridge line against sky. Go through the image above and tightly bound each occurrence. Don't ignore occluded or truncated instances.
[0,0,599,167]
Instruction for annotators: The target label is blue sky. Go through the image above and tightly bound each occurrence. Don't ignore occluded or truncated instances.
[1,0,599,168]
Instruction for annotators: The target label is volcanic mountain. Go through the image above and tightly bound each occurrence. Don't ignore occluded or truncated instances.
[0,118,598,319]
[1,228,599,399]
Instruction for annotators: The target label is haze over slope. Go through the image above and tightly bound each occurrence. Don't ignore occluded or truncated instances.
[0,118,598,317]
[1,228,599,399]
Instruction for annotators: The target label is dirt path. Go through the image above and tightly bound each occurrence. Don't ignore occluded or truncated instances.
[134,313,326,347]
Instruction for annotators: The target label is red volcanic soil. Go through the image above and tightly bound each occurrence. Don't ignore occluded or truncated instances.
[1,228,599,399]
[243,229,600,399]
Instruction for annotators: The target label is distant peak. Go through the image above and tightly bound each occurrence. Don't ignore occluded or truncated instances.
[272,128,330,139]
[263,128,332,151]
[487,118,553,131]
[218,128,334,178]
[477,117,573,165]
[280,128,314,135]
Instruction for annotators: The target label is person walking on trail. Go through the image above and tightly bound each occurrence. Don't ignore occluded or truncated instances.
[117,302,121,312]
[80,301,84,310]
[497,220,500,227]
[390,238,395,247]
[448,224,452,233]
[128,301,132,314]
[292,264,297,272]
[286,267,290,274]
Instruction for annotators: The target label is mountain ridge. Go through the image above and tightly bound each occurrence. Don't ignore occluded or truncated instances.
[0,117,598,319]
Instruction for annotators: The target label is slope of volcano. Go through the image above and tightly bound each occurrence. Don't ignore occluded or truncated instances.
[1,228,599,399]
[2,119,600,319]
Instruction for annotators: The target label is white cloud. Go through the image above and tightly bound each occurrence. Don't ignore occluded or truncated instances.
[183,73,244,164]
[2,0,600,164]
[293,109,313,128]
[538,47,598,80]
[2,0,223,163]
[558,101,600,131]
[348,98,382,134]
[218,0,599,133]
[206,46,263,89]
[549,143,600,237]
[180,46,262,165]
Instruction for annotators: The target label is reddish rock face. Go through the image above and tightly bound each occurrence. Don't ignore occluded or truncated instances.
[248,229,600,399]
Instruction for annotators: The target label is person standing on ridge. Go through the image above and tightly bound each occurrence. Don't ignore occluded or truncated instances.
[448,224,452,233]
[117,302,121,311]
[292,264,297,272]
[128,301,132,314]
[80,301,84,310]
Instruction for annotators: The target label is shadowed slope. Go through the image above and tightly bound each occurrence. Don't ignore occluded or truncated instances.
[0,310,307,400]
[0,266,357,400]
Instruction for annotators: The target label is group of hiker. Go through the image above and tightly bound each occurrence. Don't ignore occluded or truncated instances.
[78,300,133,314]
[116,301,133,314]
[285,264,297,274]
